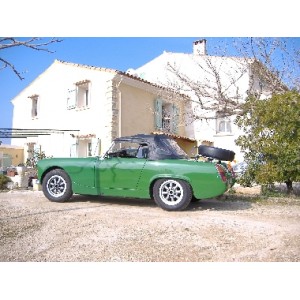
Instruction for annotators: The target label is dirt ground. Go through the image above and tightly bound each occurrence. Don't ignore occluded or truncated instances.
[0,187,299,262]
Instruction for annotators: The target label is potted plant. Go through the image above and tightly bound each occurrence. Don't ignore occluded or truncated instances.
[26,149,52,187]
[0,174,11,190]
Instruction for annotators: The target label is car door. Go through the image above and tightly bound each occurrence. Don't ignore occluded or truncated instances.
[96,155,147,197]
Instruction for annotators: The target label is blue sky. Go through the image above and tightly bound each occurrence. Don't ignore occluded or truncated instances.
[1,37,300,145]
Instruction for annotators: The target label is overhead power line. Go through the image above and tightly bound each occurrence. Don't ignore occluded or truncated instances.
[0,128,80,138]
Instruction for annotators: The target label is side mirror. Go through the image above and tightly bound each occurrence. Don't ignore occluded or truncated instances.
[98,152,110,160]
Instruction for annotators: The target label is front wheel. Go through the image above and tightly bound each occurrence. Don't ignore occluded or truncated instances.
[42,169,73,202]
[153,179,192,211]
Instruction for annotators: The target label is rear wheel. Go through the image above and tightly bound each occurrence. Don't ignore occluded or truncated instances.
[42,169,73,202]
[153,179,192,211]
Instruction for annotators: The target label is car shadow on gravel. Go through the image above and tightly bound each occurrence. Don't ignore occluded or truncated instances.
[72,195,158,209]
[72,194,253,212]
[188,198,253,212]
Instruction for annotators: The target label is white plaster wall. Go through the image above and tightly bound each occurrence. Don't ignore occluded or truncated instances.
[11,61,116,157]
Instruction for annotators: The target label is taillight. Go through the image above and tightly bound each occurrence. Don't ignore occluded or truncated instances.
[226,163,236,178]
[216,164,227,182]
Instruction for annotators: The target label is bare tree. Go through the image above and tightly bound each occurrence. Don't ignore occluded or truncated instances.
[163,38,299,123]
[166,54,249,121]
[0,37,62,80]
[234,37,300,94]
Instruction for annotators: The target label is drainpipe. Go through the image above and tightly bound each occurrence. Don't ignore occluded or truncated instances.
[118,90,122,137]
[115,75,123,138]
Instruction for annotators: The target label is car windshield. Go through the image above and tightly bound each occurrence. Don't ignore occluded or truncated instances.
[104,134,189,160]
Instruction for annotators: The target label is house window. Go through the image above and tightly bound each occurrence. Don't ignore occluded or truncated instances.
[216,112,232,134]
[29,95,39,118]
[87,142,92,157]
[77,83,90,108]
[67,80,91,110]
[155,98,179,134]
[162,103,173,131]
[70,143,78,157]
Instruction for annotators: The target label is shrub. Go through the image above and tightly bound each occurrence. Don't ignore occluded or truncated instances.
[236,91,300,194]
[0,174,11,190]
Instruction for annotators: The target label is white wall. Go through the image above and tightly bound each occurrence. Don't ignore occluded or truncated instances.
[11,61,116,158]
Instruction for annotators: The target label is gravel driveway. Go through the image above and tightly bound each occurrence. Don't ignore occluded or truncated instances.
[0,189,299,262]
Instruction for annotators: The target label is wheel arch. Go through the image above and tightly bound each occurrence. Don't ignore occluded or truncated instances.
[149,175,194,199]
[41,167,73,202]
[40,166,64,184]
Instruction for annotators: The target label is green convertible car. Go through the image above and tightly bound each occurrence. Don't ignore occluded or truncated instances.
[37,134,235,211]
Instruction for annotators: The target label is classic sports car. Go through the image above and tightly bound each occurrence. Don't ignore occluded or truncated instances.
[37,134,235,211]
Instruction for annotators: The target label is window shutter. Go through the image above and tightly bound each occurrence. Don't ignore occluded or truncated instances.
[31,99,36,118]
[67,88,77,109]
[171,104,179,134]
[226,120,232,133]
[155,98,163,130]
[37,97,40,117]
[31,97,39,118]
[91,138,99,156]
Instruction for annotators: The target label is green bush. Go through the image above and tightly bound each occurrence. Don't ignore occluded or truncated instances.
[0,174,11,190]
[235,91,300,194]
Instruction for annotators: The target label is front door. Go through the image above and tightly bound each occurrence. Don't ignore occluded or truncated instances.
[96,140,150,197]
[97,156,147,197]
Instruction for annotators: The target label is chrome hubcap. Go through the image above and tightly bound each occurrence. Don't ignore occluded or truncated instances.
[46,175,67,198]
[159,180,183,205]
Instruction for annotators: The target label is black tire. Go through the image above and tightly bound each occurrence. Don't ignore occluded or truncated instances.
[191,196,201,202]
[198,145,235,162]
[42,169,73,202]
[153,179,192,211]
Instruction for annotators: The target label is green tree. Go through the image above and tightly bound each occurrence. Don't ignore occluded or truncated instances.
[235,91,300,194]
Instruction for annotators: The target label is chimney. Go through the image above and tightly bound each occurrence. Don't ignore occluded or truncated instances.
[193,39,207,55]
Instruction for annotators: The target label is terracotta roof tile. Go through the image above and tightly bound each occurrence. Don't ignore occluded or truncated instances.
[55,59,189,99]
[151,131,196,142]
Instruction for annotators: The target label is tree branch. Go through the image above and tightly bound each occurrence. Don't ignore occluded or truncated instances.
[0,37,63,80]
[0,57,24,80]
[0,37,62,52]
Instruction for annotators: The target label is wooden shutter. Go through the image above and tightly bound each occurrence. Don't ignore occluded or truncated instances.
[91,138,99,156]
[31,97,39,118]
[67,88,77,109]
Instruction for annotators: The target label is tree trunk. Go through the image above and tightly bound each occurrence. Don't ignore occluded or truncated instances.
[285,180,293,194]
